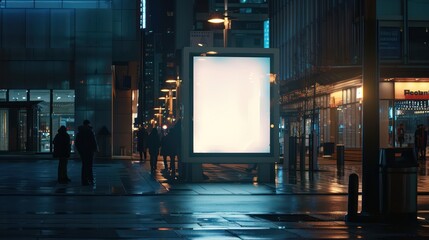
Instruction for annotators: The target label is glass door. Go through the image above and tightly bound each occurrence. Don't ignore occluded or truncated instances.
[0,109,8,151]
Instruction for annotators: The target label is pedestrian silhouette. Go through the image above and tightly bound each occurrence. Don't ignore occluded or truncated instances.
[160,130,171,171]
[167,126,178,176]
[397,123,405,147]
[147,126,160,173]
[137,126,147,162]
[75,120,99,185]
[415,124,427,161]
[53,125,71,184]
[173,120,183,178]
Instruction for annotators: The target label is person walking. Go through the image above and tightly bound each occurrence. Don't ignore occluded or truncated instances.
[137,126,147,162]
[53,125,71,184]
[160,131,171,171]
[75,120,99,186]
[147,126,160,173]
[167,126,178,176]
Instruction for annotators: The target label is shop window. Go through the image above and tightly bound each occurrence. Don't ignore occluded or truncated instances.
[0,110,8,151]
[53,90,75,152]
[30,90,51,152]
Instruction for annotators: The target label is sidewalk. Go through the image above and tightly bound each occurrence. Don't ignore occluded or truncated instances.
[0,154,363,195]
[1,154,429,239]
[2,154,429,195]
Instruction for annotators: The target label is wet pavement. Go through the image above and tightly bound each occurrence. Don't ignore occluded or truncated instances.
[1,154,429,239]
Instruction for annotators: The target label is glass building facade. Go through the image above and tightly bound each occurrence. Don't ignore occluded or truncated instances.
[270,0,429,159]
[0,0,139,155]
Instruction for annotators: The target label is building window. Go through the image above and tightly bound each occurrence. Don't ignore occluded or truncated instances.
[0,90,6,101]
[9,90,28,101]
[409,27,429,61]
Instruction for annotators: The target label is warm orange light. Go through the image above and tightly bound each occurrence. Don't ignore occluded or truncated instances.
[208,12,225,23]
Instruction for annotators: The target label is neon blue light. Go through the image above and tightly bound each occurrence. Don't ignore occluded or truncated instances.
[264,20,269,48]
[140,0,146,29]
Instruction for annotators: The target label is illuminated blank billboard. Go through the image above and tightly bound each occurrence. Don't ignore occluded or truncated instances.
[182,47,279,164]
[193,56,271,153]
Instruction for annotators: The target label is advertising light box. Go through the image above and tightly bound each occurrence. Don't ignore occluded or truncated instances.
[181,47,279,164]
[193,56,271,153]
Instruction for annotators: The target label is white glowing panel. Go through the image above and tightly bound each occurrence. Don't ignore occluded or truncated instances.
[193,56,271,153]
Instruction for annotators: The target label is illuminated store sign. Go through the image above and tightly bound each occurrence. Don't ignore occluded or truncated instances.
[395,82,429,100]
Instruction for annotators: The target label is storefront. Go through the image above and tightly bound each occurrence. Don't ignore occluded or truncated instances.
[390,81,429,148]
[289,80,429,155]
[0,89,75,153]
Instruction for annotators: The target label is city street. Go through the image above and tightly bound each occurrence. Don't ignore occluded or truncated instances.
[1,156,429,239]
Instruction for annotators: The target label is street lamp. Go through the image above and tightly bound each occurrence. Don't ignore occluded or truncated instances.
[159,90,176,117]
[208,0,230,47]
[165,76,181,119]
[154,107,165,127]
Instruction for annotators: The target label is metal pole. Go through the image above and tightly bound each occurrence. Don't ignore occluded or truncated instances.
[223,0,229,47]
[138,28,146,125]
[362,0,380,215]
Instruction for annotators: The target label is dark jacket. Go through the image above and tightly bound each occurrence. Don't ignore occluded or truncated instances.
[147,128,160,154]
[53,126,71,158]
[75,125,98,154]
[137,128,147,152]
[160,133,172,156]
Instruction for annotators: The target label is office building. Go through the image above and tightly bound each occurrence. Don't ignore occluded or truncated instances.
[270,0,429,159]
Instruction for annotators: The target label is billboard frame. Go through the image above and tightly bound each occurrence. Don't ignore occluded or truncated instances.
[181,47,279,164]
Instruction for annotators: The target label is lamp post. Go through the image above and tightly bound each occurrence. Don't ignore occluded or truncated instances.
[160,88,176,117]
[166,76,181,119]
[208,0,230,47]
[154,107,165,127]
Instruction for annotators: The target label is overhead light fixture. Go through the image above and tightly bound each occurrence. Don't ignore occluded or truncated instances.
[208,12,225,23]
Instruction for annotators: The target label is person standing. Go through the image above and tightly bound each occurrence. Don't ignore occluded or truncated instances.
[397,123,405,147]
[75,120,99,186]
[415,124,427,160]
[147,126,160,173]
[53,125,71,184]
[137,126,147,162]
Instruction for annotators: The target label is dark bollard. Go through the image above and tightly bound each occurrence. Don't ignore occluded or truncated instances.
[300,136,306,172]
[288,136,297,171]
[345,173,359,222]
[337,144,345,170]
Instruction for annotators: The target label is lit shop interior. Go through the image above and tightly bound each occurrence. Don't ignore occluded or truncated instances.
[0,89,75,153]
